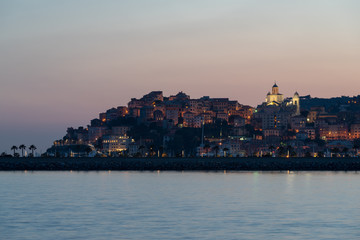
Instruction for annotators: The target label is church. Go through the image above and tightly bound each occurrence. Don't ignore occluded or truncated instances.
[254,83,301,132]
[265,83,283,105]
[265,83,300,116]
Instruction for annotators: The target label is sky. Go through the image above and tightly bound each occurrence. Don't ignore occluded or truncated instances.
[1,0,360,153]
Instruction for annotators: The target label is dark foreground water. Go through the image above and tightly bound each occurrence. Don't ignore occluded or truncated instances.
[1,171,360,240]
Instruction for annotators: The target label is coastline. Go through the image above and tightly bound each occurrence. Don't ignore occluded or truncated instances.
[1,157,360,171]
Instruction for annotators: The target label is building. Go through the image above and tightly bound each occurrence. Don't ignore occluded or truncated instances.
[266,83,284,105]
[66,127,89,144]
[169,91,190,101]
[319,124,348,141]
[306,106,326,123]
[165,107,180,125]
[112,126,130,136]
[304,127,316,140]
[290,115,306,131]
[153,110,165,121]
[256,83,301,131]
[216,112,229,121]
[183,111,196,127]
[142,91,164,103]
[140,106,155,122]
[192,115,203,128]
[88,126,107,142]
[229,116,246,127]
[263,129,281,138]
[189,99,204,114]
[99,113,106,122]
[102,135,133,153]
[102,106,129,122]
[257,107,291,130]
[292,92,301,116]
[238,105,254,124]
[350,123,360,139]
[221,139,246,157]
[212,98,230,112]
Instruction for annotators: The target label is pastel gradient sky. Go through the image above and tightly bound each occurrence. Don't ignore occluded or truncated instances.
[1,0,360,153]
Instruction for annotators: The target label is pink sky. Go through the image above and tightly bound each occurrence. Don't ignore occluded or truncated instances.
[1,0,359,152]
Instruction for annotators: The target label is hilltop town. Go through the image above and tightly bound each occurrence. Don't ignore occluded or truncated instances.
[47,84,360,158]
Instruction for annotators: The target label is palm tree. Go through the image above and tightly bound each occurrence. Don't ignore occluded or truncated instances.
[158,146,164,157]
[29,145,37,157]
[212,145,220,157]
[223,148,229,157]
[204,144,210,157]
[148,145,156,157]
[269,145,275,156]
[353,138,360,157]
[277,146,285,157]
[286,145,295,157]
[19,144,26,157]
[138,145,145,157]
[11,146,18,156]
[342,147,349,157]
[332,147,340,157]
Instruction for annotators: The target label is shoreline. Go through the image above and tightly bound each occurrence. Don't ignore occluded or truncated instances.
[1,157,360,171]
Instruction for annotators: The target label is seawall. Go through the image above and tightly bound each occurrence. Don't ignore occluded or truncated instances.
[1,157,360,171]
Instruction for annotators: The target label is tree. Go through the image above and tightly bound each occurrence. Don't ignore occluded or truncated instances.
[305,152,312,157]
[19,144,26,157]
[317,151,324,158]
[353,138,360,156]
[223,147,229,157]
[29,145,37,157]
[315,138,326,147]
[133,152,142,158]
[212,145,220,157]
[85,146,92,156]
[158,146,164,157]
[342,147,349,157]
[269,145,275,156]
[148,145,156,157]
[332,147,340,157]
[277,146,286,157]
[204,144,210,156]
[11,146,18,156]
[138,145,146,157]
[286,145,296,157]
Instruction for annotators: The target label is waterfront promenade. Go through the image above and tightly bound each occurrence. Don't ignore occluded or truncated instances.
[1,157,360,171]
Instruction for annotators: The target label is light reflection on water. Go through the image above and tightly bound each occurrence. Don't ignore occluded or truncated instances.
[1,171,360,240]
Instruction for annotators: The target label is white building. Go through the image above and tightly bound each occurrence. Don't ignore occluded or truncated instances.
[102,135,133,153]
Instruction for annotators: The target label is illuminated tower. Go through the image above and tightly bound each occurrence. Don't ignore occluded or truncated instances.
[272,83,279,94]
[293,92,300,115]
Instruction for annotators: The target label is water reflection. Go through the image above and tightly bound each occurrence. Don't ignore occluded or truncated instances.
[0,172,360,239]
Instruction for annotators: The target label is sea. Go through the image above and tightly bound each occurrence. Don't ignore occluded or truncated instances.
[1,171,360,240]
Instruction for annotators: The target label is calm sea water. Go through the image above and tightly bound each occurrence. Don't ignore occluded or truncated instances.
[1,171,360,240]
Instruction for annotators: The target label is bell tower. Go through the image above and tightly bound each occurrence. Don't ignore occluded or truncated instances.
[293,92,300,115]
[272,83,279,95]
